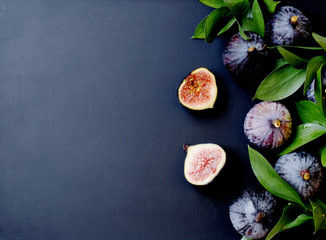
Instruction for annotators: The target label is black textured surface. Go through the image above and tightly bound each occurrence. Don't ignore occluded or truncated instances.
[0,1,324,240]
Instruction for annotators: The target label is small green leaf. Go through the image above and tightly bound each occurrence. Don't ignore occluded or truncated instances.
[224,0,249,15]
[192,16,207,39]
[217,16,236,36]
[312,32,326,51]
[248,146,306,209]
[266,204,312,240]
[241,0,265,37]
[304,56,326,94]
[205,7,232,43]
[240,237,252,240]
[277,46,308,69]
[199,0,226,8]
[295,100,326,125]
[254,65,306,101]
[318,145,326,167]
[262,0,279,13]
[279,123,326,155]
[310,199,326,233]
[236,18,249,40]
[315,66,326,115]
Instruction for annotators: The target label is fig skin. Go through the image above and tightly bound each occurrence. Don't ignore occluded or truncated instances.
[266,6,312,46]
[222,32,270,81]
[244,101,292,149]
[183,143,226,186]
[229,188,277,239]
[275,152,323,201]
[178,68,218,110]
[306,68,326,103]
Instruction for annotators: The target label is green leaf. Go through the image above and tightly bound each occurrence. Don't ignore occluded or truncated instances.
[295,100,326,125]
[254,65,306,101]
[248,146,306,209]
[266,204,312,240]
[217,16,236,36]
[205,7,232,43]
[236,18,249,40]
[199,0,226,8]
[224,0,249,15]
[315,66,326,115]
[277,46,308,69]
[262,0,279,13]
[241,0,265,37]
[279,123,326,155]
[304,56,326,94]
[274,58,289,70]
[192,16,207,39]
[312,32,326,51]
[310,199,326,233]
[268,45,324,51]
[318,145,326,167]
[240,237,252,240]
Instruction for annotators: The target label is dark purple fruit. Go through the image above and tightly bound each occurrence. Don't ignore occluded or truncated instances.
[244,101,292,149]
[306,68,326,103]
[222,32,270,81]
[229,188,277,239]
[275,152,323,201]
[266,6,312,46]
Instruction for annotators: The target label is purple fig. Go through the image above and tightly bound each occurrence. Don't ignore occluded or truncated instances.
[244,101,292,149]
[275,152,323,200]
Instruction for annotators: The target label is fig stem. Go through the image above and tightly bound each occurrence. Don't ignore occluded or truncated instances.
[291,15,299,25]
[300,170,310,181]
[255,212,265,222]
[183,143,189,152]
[248,47,255,53]
[272,119,281,128]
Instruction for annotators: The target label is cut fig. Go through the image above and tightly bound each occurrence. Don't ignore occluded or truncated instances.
[244,101,292,149]
[183,143,226,185]
[266,6,312,46]
[178,68,217,110]
[229,188,277,239]
[275,152,323,200]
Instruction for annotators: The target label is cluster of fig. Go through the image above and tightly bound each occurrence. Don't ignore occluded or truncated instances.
[229,151,324,239]
[223,6,312,83]
[227,6,325,239]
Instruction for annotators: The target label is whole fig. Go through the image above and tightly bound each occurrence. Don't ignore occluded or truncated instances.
[244,101,292,149]
[266,6,312,46]
[275,151,323,200]
[222,32,270,81]
[229,188,277,239]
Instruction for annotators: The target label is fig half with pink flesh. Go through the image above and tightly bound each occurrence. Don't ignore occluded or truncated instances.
[184,143,226,185]
[244,101,292,149]
[178,68,218,110]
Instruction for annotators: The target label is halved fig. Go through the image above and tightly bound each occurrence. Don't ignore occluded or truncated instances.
[178,68,218,110]
[183,143,226,185]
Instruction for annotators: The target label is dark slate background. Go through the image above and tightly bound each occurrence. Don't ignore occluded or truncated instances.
[0,0,324,239]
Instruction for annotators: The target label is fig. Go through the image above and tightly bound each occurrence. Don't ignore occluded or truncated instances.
[177,67,217,110]
[244,101,292,149]
[229,188,277,239]
[183,143,226,185]
[222,32,270,81]
[275,151,323,201]
[266,6,312,46]
[306,69,326,103]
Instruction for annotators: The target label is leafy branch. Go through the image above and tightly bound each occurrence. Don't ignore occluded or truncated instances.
[192,0,280,42]
[248,146,326,240]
